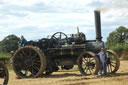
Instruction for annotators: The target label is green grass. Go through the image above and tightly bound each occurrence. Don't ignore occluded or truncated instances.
[0,52,10,58]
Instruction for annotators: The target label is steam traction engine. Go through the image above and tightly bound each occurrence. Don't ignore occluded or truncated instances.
[12,11,120,78]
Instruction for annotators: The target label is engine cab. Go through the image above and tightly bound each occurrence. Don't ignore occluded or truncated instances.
[49,27,86,48]
[68,32,86,44]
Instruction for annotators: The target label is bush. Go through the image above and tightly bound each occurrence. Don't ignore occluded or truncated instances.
[0,34,20,53]
[120,48,128,60]
[120,55,128,60]
[109,44,128,57]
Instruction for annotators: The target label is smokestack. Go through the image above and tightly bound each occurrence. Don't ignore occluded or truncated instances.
[94,10,102,41]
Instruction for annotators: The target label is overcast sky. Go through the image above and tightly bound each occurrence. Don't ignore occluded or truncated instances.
[0,0,128,41]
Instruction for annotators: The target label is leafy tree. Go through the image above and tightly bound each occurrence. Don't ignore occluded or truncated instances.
[0,34,20,52]
[106,26,128,49]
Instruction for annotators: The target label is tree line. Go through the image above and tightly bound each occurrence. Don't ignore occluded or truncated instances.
[106,26,128,56]
[0,34,20,53]
[106,26,128,48]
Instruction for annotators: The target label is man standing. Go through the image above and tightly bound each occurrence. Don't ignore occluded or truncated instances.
[21,35,27,47]
[96,48,107,76]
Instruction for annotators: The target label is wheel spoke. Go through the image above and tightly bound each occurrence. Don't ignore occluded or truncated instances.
[87,54,89,62]
[83,57,88,62]
[21,50,27,58]
[17,70,22,74]
[111,61,116,64]
[82,59,86,64]
[32,66,38,72]
[110,64,115,68]
[109,64,113,72]
[107,64,110,73]
[32,57,40,62]
[33,62,41,66]
[82,61,86,65]
[24,69,29,76]
[34,60,41,64]
[85,68,88,73]
[18,53,26,60]
[88,57,92,74]
[31,53,38,60]
[29,67,35,75]
[89,58,95,62]
[88,55,90,62]
[83,66,87,71]
[34,66,40,71]
[29,49,32,56]
[88,68,92,74]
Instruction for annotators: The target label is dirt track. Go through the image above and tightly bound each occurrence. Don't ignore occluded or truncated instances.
[8,61,128,85]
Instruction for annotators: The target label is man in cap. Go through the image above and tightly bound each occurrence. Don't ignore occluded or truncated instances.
[96,48,107,77]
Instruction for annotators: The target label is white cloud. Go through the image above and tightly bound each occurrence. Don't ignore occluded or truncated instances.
[0,11,95,40]
[0,11,94,29]
[0,0,128,41]
[3,0,93,8]
[0,5,2,9]
[3,0,41,7]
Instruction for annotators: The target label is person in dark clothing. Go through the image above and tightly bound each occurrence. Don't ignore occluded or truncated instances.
[96,48,107,76]
[10,51,14,57]
[20,35,27,47]
[9,51,14,64]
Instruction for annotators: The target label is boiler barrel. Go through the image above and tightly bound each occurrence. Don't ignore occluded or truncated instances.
[86,41,105,53]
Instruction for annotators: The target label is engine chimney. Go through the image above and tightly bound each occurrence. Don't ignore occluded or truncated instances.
[94,10,102,41]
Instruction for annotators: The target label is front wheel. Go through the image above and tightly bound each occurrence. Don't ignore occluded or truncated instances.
[77,51,99,75]
[106,50,120,73]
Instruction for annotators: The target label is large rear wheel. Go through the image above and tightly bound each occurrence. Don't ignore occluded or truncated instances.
[77,51,99,75]
[0,61,9,85]
[12,46,46,78]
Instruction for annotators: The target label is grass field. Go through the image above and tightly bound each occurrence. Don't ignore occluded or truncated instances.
[7,61,128,85]
[0,52,10,58]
